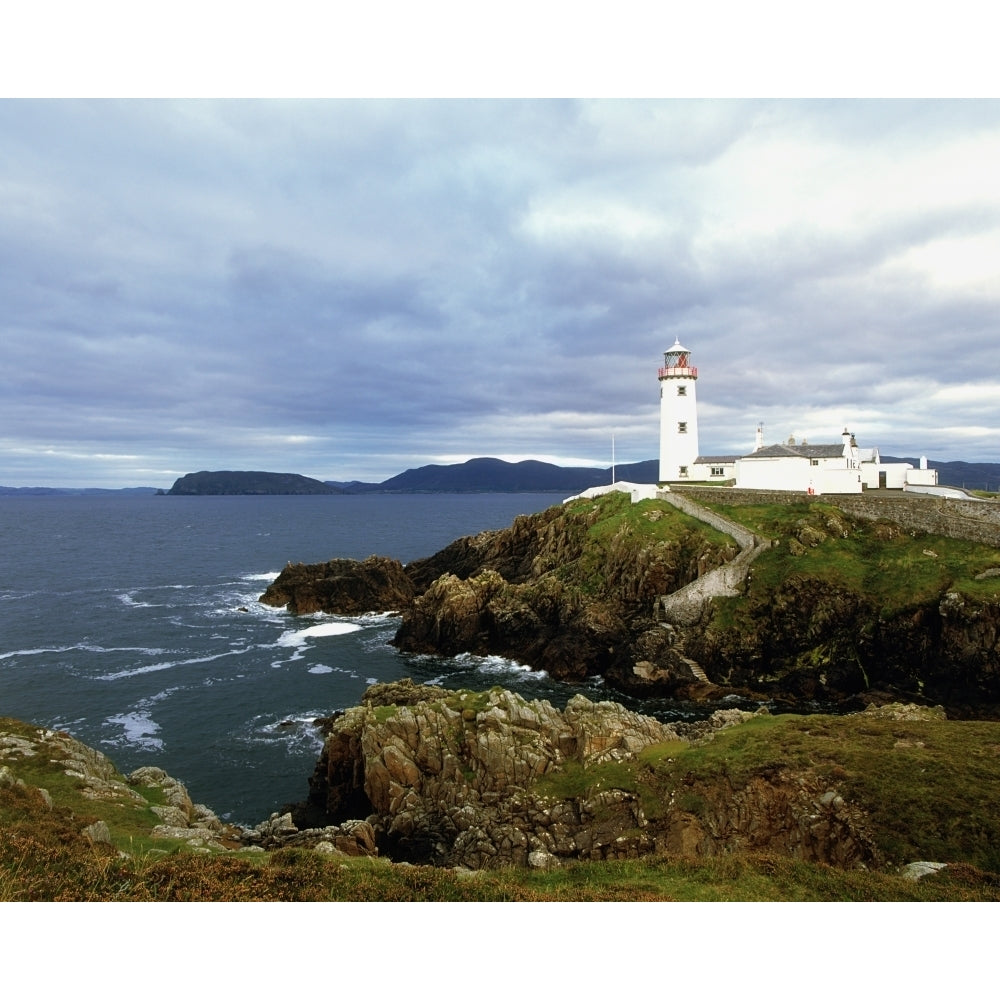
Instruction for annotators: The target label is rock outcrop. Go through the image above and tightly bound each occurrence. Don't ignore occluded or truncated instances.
[296,680,880,871]
[0,718,381,860]
[688,561,1000,715]
[261,555,416,615]
[0,722,241,851]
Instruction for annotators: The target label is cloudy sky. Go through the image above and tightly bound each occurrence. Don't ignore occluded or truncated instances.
[2,97,999,487]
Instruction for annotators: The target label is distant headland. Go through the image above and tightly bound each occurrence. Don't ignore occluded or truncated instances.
[166,470,342,495]
[166,456,1000,495]
[3,456,999,496]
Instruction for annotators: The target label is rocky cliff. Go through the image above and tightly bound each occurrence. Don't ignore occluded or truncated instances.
[260,491,1000,715]
[292,679,881,870]
[8,693,1000,896]
[260,555,416,615]
[682,502,1000,715]
[261,492,736,690]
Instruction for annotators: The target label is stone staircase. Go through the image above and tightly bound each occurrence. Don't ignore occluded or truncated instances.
[658,622,712,684]
[651,490,772,685]
[654,490,771,627]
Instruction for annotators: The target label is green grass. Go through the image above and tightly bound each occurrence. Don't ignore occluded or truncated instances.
[4,811,997,901]
[560,493,735,598]
[647,712,1000,872]
[700,500,1000,610]
[577,493,732,550]
[535,758,640,800]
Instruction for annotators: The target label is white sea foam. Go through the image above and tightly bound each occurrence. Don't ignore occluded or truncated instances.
[241,571,281,582]
[117,592,160,608]
[355,611,402,624]
[0,645,76,661]
[307,663,361,678]
[96,650,244,681]
[241,713,328,753]
[275,621,362,647]
[453,652,549,680]
[103,711,163,751]
[0,643,169,662]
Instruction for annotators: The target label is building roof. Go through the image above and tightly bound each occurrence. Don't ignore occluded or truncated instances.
[694,455,742,464]
[742,443,846,460]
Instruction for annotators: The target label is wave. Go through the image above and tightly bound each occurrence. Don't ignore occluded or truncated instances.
[0,644,78,661]
[450,651,550,680]
[354,610,402,624]
[238,712,329,754]
[275,621,363,647]
[409,651,550,687]
[95,649,248,681]
[102,710,163,751]
[117,591,160,608]
[240,571,281,582]
[0,643,170,662]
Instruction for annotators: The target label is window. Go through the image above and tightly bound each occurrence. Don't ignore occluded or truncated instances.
[678,422,687,433]
[679,466,689,477]
[711,466,724,477]
[677,385,686,396]
[810,459,819,466]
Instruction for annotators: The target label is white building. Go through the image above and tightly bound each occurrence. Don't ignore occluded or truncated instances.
[656,341,938,494]
[732,430,864,494]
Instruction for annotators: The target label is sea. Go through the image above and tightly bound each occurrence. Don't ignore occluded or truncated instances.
[0,492,733,827]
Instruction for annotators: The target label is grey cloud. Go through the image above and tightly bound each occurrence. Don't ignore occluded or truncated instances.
[2,99,999,487]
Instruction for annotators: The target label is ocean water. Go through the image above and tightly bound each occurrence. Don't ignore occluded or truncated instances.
[0,492,735,826]
[0,493,609,824]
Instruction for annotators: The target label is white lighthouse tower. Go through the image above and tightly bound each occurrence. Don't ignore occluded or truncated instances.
[658,338,700,482]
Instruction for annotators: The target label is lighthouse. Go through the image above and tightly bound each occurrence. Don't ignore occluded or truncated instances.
[658,338,700,482]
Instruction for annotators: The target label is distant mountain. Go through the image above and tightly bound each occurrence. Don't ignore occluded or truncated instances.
[327,457,660,494]
[167,471,342,496]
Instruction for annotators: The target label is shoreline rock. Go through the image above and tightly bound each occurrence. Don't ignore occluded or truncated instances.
[293,680,881,871]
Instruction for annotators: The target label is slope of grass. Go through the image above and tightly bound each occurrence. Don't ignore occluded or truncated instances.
[560,492,734,598]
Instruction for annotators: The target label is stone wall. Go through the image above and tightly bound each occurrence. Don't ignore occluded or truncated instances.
[659,489,757,549]
[655,490,771,625]
[671,486,1000,549]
